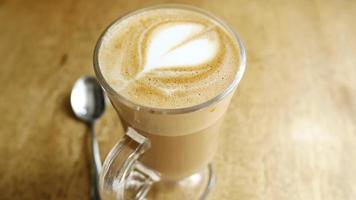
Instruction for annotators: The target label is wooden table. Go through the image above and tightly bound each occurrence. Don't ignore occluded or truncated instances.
[1,0,355,199]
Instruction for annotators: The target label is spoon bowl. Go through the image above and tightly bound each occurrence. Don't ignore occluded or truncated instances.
[71,76,105,123]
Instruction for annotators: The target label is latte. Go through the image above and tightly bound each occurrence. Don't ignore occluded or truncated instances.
[95,6,245,181]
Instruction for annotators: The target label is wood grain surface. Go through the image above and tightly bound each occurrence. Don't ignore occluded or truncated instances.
[0,0,355,199]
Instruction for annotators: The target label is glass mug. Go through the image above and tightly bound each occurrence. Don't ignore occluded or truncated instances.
[93,5,246,200]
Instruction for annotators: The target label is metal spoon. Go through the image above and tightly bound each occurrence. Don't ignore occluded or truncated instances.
[70,76,105,200]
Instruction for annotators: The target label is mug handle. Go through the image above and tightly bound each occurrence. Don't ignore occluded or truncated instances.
[100,128,161,200]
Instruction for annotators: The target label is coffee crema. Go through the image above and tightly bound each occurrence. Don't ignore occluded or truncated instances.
[98,8,240,108]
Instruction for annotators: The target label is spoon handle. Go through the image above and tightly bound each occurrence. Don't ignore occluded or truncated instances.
[90,123,102,200]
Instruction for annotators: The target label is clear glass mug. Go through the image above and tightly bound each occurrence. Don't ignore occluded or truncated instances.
[93,5,246,200]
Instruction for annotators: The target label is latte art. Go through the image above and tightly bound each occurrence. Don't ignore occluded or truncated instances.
[143,23,218,71]
[99,8,240,108]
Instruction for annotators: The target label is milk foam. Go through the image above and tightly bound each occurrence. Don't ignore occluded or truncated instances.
[98,8,240,108]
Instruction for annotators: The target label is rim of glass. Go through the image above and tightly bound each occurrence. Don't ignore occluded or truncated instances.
[93,4,246,114]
